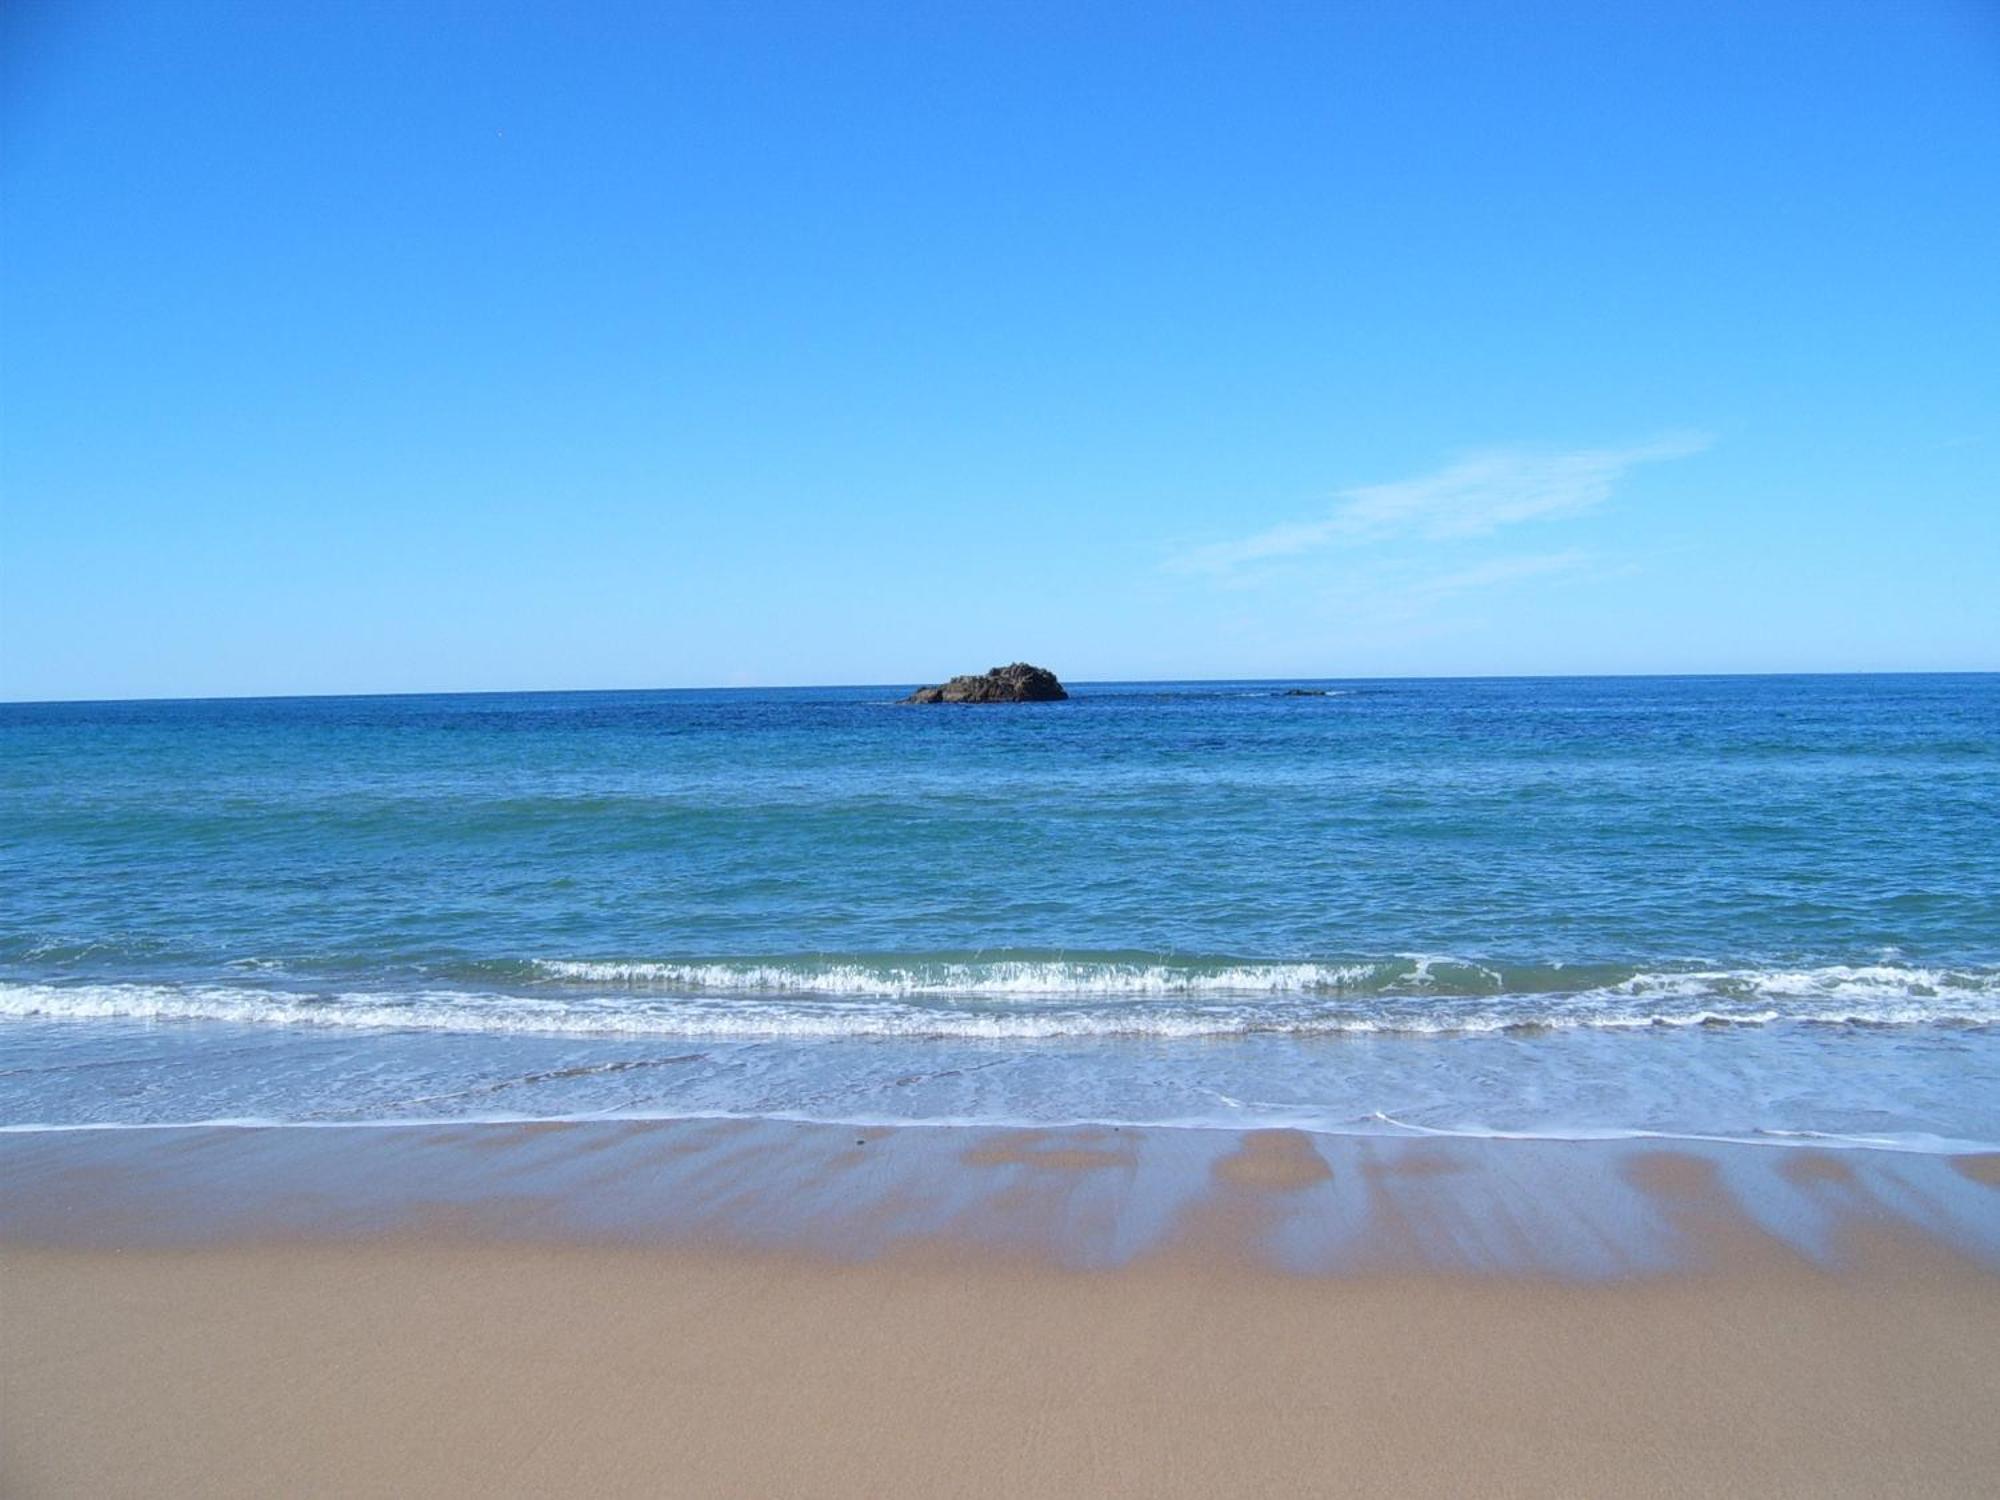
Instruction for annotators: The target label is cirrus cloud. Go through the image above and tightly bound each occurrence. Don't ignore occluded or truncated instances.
[1169,432,1711,576]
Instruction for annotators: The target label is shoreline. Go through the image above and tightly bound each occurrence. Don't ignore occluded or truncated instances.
[5,1116,1997,1274]
[6,1119,1999,1496]
[6,1107,1996,1156]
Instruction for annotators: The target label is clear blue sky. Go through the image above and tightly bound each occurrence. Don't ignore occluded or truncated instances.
[3,1,1996,699]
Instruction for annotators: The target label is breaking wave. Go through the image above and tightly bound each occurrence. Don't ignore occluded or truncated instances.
[2,959,1997,1040]
[526,956,1402,997]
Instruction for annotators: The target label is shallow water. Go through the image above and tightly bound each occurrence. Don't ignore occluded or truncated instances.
[3,675,1997,1143]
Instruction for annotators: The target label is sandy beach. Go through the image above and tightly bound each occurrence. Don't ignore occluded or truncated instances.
[11,0,1997,1492]
[4,1121,1997,1498]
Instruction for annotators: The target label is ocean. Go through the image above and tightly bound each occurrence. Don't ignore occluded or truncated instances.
[3,674,1996,1147]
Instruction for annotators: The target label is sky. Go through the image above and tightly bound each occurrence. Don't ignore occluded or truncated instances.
[2,0,1997,700]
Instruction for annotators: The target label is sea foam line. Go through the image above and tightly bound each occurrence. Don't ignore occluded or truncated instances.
[528,957,1393,996]
[1,971,1997,1040]
[524,956,2000,1002]
[0,1109,1993,1157]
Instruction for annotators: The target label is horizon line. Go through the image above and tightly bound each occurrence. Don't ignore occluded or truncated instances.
[4,667,1995,710]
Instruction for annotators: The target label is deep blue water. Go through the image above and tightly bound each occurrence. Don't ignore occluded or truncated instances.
[3,675,1997,1143]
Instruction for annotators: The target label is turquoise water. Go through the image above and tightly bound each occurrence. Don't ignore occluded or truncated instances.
[3,675,1997,1144]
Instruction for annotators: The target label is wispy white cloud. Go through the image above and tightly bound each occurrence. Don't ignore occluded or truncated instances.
[1168,433,1710,575]
[1401,548,1591,604]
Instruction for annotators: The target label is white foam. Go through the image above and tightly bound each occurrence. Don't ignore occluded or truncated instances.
[2,966,1996,1042]
[523,956,2000,1008]
[528,958,1391,997]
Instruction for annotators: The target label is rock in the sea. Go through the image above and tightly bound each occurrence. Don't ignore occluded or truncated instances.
[904,663,1068,704]
[1280,688,1329,697]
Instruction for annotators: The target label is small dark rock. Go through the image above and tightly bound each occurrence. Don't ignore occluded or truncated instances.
[904,662,1068,704]
[1280,688,1329,697]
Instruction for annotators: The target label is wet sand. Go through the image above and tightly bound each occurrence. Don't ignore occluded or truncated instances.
[4,1121,1998,1497]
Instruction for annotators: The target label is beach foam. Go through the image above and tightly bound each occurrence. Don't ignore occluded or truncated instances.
[3,960,1996,1040]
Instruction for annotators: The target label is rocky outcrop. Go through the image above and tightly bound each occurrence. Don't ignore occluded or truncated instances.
[904,663,1068,704]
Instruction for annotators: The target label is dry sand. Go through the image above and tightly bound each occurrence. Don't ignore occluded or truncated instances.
[3,1123,1998,1498]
